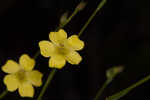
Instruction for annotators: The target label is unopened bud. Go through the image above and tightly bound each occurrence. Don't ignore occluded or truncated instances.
[76,1,87,11]
[60,12,68,25]
[106,66,124,79]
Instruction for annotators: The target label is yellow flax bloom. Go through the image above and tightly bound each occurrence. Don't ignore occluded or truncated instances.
[1,54,43,97]
[39,29,84,69]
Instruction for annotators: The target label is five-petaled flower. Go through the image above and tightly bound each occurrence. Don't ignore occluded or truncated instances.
[2,54,43,97]
[39,29,84,69]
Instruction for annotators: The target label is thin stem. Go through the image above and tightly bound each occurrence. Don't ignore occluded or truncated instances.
[37,69,57,100]
[0,90,8,100]
[34,50,40,59]
[93,79,110,100]
[107,74,150,100]
[58,9,79,29]
[78,0,107,37]
[124,74,150,94]
[127,74,150,90]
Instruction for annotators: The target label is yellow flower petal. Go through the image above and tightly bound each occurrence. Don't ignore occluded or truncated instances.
[49,29,67,44]
[28,70,43,87]
[67,35,84,51]
[4,74,19,92]
[2,60,20,73]
[19,54,35,71]
[65,51,82,65]
[49,55,66,69]
[39,41,55,57]
[18,83,34,97]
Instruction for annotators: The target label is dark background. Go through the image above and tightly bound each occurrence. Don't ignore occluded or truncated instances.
[0,0,150,100]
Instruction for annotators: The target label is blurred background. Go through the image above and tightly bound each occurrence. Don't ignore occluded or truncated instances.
[0,0,150,100]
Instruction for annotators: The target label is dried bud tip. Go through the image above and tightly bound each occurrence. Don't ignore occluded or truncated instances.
[106,66,124,79]
[76,1,87,11]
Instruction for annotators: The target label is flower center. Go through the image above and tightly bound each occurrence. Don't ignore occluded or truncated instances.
[15,70,27,83]
[59,43,65,47]
[56,43,69,55]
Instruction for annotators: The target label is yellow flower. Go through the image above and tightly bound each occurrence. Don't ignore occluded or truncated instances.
[1,54,43,97]
[39,29,84,69]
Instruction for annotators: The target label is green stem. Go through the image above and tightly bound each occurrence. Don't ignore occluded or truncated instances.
[0,90,8,100]
[34,50,40,59]
[94,79,111,100]
[78,0,107,37]
[58,9,79,29]
[127,74,150,91]
[37,69,57,100]
[107,75,150,100]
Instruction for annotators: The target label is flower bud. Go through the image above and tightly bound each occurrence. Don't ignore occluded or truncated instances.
[106,66,124,79]
[76,1,87,11]
[60,12,68,25]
